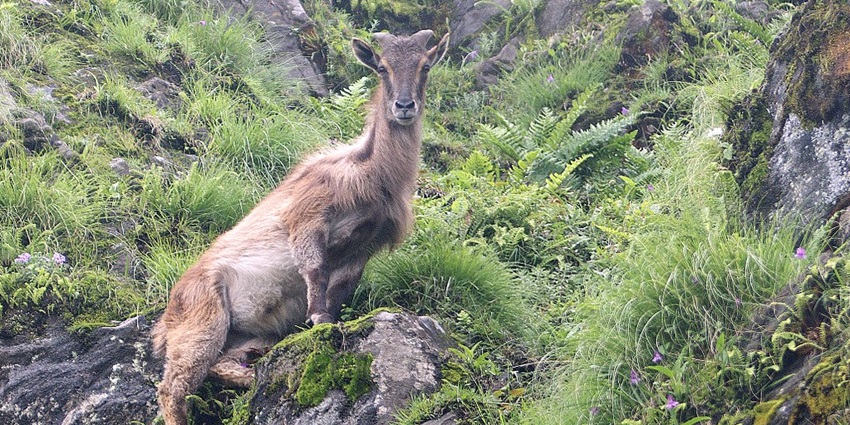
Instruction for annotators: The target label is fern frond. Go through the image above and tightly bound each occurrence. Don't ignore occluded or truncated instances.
[556,115,635,163]
[545,153,593,193]
[508,150,540,184]
[543,86,596,152]
[527,107,558,151]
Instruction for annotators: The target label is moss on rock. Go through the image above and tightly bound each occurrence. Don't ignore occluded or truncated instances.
[772,0,850,128]
[258,310,402,410]
[722,92,774,205]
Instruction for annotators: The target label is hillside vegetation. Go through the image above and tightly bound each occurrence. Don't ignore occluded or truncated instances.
[1,0,848,423]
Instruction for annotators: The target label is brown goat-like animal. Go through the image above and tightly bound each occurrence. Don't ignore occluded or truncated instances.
[150,30,449,425]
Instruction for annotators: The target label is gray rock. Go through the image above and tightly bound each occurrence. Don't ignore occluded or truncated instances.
[474,38,520,89]
[422,411,458,425]
[0,316,161,425]
[135,77,182,112]
[218,0,327,96]
[108,157,130,176]
[615,0,679,71]
[0,78,17,123]
[449,0,509,48]
[731,0,850,228]
[249,311,454,425]
[736,1,782,25]
[536,0,589,37]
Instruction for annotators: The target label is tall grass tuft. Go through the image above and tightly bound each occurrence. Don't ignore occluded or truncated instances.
[0,143,105,257]
[136,160,258,234]
[354,239,531,345]
[206,110,326,188]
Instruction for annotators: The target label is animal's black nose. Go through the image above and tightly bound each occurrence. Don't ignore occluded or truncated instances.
[395,99,415,110]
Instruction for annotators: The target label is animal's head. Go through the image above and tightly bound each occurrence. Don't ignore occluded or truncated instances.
[352,30,450,126]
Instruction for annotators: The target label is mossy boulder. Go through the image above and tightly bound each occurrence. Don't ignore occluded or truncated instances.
[725,0,850,229]
[244,310,454,425]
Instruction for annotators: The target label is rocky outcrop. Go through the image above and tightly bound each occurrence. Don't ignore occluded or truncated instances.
[218,0,327,96]
[449,0,509,49]
[536,0,587,37]
[615,0,681,72]
[0,316,161,425]
[726,0,850,234]
[0,311,452,425]
[248,310,454,425]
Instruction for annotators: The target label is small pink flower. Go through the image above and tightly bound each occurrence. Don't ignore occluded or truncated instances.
[52,252,66,266]
[199,20,207,26]
[621,106,630,115]
[629,369,640,385]
[665,394,679,409]
[589,406,599,415]
[546,74,555,83]
[794,247,807,259]
[14,252,31,264]
[652,351,663,363]
[647,183,654,192]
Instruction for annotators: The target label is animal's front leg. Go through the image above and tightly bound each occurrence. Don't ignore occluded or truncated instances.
[294,229,333,325]
[326,254,369,320]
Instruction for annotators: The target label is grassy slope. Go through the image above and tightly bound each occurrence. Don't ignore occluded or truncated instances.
[0,0,847,424]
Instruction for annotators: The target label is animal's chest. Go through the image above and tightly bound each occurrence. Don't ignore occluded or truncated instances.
[326,208,398,263]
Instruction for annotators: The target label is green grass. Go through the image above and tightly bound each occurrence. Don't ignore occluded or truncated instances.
[355,239,531,345]
[0,144,105,258]
[518,127,813,423]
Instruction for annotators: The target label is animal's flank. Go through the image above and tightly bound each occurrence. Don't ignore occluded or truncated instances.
[153,29,450,425]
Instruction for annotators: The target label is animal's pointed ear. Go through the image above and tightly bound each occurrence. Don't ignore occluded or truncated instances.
[426,33,450,68]
[352,38,381,72]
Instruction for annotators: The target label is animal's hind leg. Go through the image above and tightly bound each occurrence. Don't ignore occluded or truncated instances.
[157,300,229,425]
[209,336,274,388]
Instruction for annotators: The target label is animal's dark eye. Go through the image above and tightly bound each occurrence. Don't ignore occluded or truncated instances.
[422,64,432,72]
[376,65,387,74]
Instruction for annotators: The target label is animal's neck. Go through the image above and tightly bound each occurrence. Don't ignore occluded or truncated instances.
[356,94,422,193]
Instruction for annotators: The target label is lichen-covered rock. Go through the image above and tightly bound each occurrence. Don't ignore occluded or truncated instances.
[246,310,454,425]
[0,316,161,425]
[726,0,850,229]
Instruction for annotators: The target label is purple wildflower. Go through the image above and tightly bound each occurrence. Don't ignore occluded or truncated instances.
[199,20,207,26]
[647,183,654,192]
[794,247,807,259]
[621,106,630,116]
[735,297,742,308]
[52,252,66,266]
[546,74,555,83]
[589,406,599,416]
[665,394,679,410]
[14,252,31,264]
[652,351,663,363]
[462,50,478,65]
[629,369,640,385]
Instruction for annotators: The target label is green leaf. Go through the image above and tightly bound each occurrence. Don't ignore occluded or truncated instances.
[645,365,675,380]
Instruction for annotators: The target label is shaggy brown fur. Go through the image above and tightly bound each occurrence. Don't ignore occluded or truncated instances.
[151,30,449,425]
